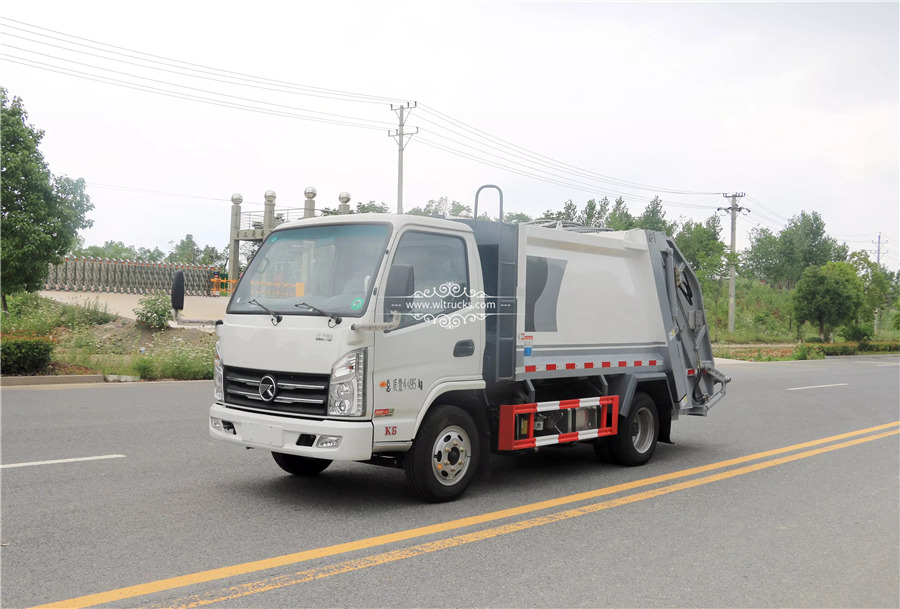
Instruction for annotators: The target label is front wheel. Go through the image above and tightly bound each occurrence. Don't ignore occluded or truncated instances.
[272,452,332,476]
[405,405,479,503]
[610,392,659,466]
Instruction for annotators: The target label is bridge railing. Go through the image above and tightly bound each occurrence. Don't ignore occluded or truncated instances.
[44,257,222,296]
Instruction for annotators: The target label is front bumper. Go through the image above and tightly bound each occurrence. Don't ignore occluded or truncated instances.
[209,403,374,461]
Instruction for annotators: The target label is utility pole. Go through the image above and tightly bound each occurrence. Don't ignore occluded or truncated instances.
[718,192,747,333]
[872,232,888,333]
[389,102,417,214]
[873,232,885,266]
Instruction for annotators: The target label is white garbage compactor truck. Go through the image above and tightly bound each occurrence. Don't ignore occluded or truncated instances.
[184,193,729,502]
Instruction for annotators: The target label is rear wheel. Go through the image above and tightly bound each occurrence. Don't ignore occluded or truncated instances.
[272,452,332,476]
[610,392,658,466]
[405,405,479,503]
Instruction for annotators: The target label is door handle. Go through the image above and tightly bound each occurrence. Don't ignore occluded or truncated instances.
[453,340,475,357]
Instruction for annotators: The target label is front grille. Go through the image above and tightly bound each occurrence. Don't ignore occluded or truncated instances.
[223,366,329,417]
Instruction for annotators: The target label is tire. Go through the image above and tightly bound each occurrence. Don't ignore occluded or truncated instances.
[272,452,332,476]
[405,405,479,503]
[610,392,659,466]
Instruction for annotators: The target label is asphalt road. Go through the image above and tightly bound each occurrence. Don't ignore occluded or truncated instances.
[2,356,898,609]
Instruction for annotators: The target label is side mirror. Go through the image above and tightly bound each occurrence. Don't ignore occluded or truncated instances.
[171,270,185,312]
[383,263,414,320]
[169,269,217,327]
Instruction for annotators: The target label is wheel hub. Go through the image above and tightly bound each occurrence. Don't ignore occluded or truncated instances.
[631,407,654,453]
[431,426,471,485]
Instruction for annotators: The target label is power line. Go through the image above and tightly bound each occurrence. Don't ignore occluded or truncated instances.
[4,34,724,209]
[1,54,392,131]
[415,133,720,209]
[0,46,397,128]
[416,135,718,210]
[0,17,743,216]
[744,195,790,222]
[415,114,722,206]
[418,104,724,196]
[0,17,405,105]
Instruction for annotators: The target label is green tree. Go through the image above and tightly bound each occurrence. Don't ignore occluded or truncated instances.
[1,89,93,312]
[746,211,847,288]
[576,197,610,228]
[72,239,167,262]
[742,227,782,284]
[541,199,578,223]
[674,215,726,284]
[321,200,390,215]
[504,211,533,223]
[72,239,138,260]
[167,234,201,264]
[606,197,636,231]
[356,200,389,214]
[792,261,865,340]
[635,197,678,234]
[778,211,847,285]
[848,250,893,327]
[136,246,166,262]
[407,196,470,217]
[199,245,225,267]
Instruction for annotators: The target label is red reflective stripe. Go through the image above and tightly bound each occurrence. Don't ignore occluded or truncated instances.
[585,362,594,369]
[566,363,576,370]
[634,360,642,367]
[525,365,536,373]
[618,361,627,367]
[558,399,581,409]
[557,432,580,443]
[546,364,557,371]
[602,362,611,368]
[649,360,657,366]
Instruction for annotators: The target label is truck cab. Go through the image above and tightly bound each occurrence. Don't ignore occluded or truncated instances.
[210,214,488,496]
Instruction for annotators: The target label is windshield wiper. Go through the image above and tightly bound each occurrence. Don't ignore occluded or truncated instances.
[295,302,343,325]
[248,299,283,326]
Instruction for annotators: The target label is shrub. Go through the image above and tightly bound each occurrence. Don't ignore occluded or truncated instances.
[858,341,900,353]
[134,291,172,330]
[153,340,213,380]
[60,298,116,328]
[1,334,54,374]
[132,355,157,380]
[803,336,825,343]
[3,292,64,336]
[840,323,874,343]
[818,343,858,356]
[792,343,824,360]
[134,339,214,380]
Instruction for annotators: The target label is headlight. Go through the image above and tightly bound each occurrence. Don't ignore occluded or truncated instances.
[328,349,366,417]
[213,342,224,402]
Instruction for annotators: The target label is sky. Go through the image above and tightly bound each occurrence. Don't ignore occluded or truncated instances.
[1,1,898,270]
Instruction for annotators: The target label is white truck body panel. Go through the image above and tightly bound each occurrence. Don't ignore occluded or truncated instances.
[517,226,667,349]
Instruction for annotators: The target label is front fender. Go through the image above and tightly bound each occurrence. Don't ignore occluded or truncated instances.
[411,378,486,437]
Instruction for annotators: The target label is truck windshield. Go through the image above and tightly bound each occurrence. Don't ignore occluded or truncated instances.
[227,223,391,318]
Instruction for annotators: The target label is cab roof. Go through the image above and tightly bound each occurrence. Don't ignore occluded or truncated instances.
[269,213,476,235]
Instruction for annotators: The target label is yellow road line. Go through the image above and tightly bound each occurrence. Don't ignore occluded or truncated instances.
[30,421,900,609]
[153,428,900,609]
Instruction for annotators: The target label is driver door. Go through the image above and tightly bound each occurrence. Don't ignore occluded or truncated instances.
[372,229,483,444]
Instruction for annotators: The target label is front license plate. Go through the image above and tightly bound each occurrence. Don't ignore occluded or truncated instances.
[242,422,283,447]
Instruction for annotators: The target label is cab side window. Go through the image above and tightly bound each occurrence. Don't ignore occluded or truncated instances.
[388,231,469,327]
